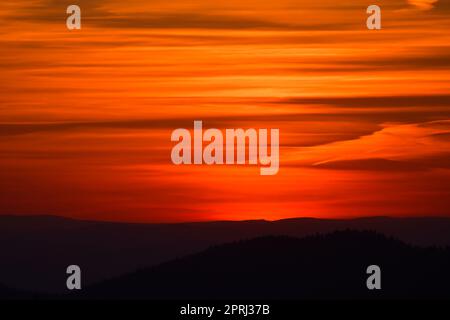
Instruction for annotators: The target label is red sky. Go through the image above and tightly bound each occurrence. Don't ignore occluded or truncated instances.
[0,0,450,222]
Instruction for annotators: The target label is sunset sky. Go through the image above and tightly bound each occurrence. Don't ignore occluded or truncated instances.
[0,0,449,222]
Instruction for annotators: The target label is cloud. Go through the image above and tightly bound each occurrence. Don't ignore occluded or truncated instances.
[92,13,292,30]
[3,0,417,31]
[408,0,438,10]
[8,7,355,31]
[284,121,450,171]
[280,94,450,108]
[1,93,449,139]
[312,158,428,171]
[434,0,450,11]
[428,132,450,141]
[323,51,450,72]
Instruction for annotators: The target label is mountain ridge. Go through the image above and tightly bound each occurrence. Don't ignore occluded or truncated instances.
[71,230,450,299]
[2,215,450,294]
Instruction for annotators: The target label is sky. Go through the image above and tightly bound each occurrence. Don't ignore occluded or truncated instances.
[0,0,449,222]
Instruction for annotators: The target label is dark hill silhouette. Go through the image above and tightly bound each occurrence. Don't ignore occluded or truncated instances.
[2,215,450,294]
[75,231,450,300]
[0,284,29,300]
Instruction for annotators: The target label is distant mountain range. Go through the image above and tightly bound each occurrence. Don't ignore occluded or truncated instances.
[1,215,450,295]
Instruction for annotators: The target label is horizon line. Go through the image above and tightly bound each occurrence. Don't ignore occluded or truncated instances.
[1,214,450,225]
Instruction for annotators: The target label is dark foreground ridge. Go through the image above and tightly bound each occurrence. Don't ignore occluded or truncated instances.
[65,230,450,300]
[0,284,31,300]
[3,215,450,294]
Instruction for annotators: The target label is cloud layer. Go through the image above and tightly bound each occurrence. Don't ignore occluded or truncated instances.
[0,0,449,221]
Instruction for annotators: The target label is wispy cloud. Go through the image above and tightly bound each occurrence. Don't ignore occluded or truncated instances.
[0,0,449,221]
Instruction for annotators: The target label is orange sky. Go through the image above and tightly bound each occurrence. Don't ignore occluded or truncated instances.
[0,0,449,222]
